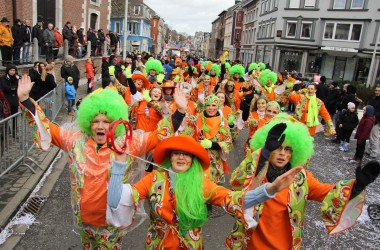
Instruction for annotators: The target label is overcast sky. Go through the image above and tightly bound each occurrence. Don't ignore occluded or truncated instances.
[144,0,236,36]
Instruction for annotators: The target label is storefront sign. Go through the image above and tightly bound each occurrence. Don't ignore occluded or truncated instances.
[322,47,358,53]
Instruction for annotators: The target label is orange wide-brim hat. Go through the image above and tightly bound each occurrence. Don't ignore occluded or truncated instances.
[153,135,210,170]
[132,73,150,89]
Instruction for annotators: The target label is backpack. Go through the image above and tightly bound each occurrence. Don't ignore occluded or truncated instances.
[0,89,11,118]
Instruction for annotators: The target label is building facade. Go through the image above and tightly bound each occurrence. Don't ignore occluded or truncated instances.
[0,0,111,33]
[241,0,380,83]
[241,0,260,66]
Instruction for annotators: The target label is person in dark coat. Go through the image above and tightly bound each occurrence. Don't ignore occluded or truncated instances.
[28,61,42,100]
[325,82,341,117]
[61,55,80,90]
[0,64,20,137]
[337,102,359,152]
[40,64,57,97]
[87,28,97,56]
[11,19,24,65]
[22,19,32,64]
[32,15,44,57]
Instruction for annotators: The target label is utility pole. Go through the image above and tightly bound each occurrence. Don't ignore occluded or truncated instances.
[367,25,380,87]
[123,0,129,60]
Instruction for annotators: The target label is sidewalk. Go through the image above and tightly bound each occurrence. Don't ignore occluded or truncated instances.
[0,78,93,234]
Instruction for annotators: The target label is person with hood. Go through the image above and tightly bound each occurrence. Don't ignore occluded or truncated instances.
[0,64,20,137]
[227,113,380,249]
[32,16,44,58]
[43,22,56,63]
[0,17,13,66]
[17,73,189,249]
[11,19,23,65]
[61,55,80,90]
[350,105,376,167]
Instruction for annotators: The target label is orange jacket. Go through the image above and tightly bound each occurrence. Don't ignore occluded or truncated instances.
[0,23,13,47]
[85,61,94,79]
[135,101,163,132]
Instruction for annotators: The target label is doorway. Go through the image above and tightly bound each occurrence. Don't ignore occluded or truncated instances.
[37,0,56,28]
[332,57,346,81]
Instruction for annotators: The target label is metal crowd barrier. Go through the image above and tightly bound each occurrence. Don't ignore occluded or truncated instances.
[0,83,65,177]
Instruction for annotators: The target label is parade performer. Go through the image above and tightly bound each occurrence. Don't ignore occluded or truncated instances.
[17,75,188,249]
[288,82,335,136]
[193,75,214,111]
[209,64,220,87]
[145,58,164,88]
[135,87,164,132]
[106,135,303,249]
[195,94,232,184]
[229,64,245,92]
[226,113,380,250]
[259,69,278,101]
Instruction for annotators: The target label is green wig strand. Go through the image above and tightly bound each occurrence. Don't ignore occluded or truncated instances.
[230,65,245,78]
[202,61,211,68]
[145,58,163,74]
[248,63,258,73]
[258,62,266,71]
[208,64,221,76]
[249,113,314,167]
[163,158,208,231]
[77,88,129,136]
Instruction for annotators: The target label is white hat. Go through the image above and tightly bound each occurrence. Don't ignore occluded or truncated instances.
[347,102,356,109]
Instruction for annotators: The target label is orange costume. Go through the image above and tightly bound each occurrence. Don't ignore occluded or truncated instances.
[135,100,163,132]
[289,93,334,136]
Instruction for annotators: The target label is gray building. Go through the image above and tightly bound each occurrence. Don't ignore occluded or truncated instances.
[240,0,380,83]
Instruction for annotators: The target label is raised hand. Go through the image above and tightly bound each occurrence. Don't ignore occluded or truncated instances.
[173,87,188,113]
[265,123,287,152]
[266,167,302,195]
[17,74,34,102]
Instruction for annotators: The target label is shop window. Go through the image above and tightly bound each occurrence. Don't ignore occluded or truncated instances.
[323,22,362,41]
[351,0,364,9]
[333,0,346,9]
[289,0,300,8]
[286,21,297,38]
[301,22,312,39]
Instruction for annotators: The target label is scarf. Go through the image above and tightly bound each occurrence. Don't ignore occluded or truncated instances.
[263,84,274,95]
[306,94,320,127]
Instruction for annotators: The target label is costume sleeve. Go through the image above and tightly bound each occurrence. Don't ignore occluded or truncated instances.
[19,98,76,151]
[230,149,262,191]
[288,93,302,105]
[114,78,127,95]
[307,171,366,235]
[216,124,232,161]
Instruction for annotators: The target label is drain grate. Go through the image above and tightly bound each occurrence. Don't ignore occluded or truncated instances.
[20,196,47,216]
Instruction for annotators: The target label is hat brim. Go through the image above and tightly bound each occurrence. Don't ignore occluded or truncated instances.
[153,135,210,170]
[132,74,150,89]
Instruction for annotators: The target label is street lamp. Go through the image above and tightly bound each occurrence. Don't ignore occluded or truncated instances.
[123,0,129,60]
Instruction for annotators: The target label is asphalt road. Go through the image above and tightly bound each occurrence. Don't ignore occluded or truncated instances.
[13,128,380,250]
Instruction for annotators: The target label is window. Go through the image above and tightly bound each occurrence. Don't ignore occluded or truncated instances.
[351,0,364,9]
[236,30,240,40]
[267,23,271,37]
[115,22,120,34]
[133,5,140,15]
[237,14,242,22]
[271,23,276,37]
[261,2,265,14]
[304,0,316,8]
[323,22,362,41]
[301,22,312,38]
[289,0,300,8]
[274,0,278,8]
[333,0,346,9]
[90,13,98,29]
[335,23,350,40]
[286,21,297,37]
[153,21,156,27]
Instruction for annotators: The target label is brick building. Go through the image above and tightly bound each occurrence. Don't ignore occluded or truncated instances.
[150,15,160,54]
[0,0,111,32]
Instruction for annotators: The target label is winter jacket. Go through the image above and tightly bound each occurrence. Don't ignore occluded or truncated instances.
[22,25,32,43]
[32,23,44,46]
[316,83,328,103]
[85,62,95,79]
[325,88,341,115]
[0,23,14,47]
[40,73,57,97]
[65,82,76,100]
[355,115,376,144]
[61,64,80,84]
[54,30,63,47]
[28,68,41,100]
[43,28,56,46]
[62,25,74,43]
[339,110,359,132]
[11,21,24,48]
[0,65,19,107]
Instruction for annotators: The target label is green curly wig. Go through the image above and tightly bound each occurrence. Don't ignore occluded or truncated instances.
[230,65,245,78]
[258,62,266,71]
[249,113,314,167]
[145,58,163,74]
[259,70,277,87]
[208,64,221,76]
[202,61,211,68]
[248,63,258,73]
[77,88,129,136]
[225,62,232,73]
